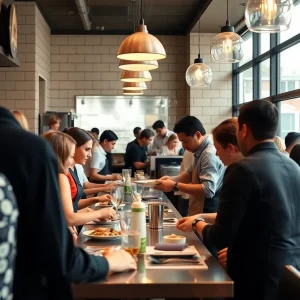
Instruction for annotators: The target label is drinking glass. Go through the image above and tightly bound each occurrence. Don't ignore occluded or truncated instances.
[131,183,144,201]
[110,186,124,212]
[122,169,131,181]
[121,230,141,258]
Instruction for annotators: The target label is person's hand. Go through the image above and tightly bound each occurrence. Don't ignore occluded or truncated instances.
[218,248,228,269]
[112,174,122,181]
[98,207,116,220]
[97,194,111,203]
[106,250,137,274]
[159,176,171,180]
[154,179,175,192]
[176,216,198,232]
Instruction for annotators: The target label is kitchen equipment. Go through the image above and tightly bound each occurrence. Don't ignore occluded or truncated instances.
[160,164,181,178]
[148,202,164,229]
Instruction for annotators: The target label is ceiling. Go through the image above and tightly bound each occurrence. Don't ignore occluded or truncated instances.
[192,0,246,33]
[12,0,246,35]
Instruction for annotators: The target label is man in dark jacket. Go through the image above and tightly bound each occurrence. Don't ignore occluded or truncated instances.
[0,107,136,299]
[177,100,300,300]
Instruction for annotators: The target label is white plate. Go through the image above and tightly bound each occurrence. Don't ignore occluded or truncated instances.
[146,245,198,257]
[135,180,159,188]
[83,230,121,240]
[93,219,119,225]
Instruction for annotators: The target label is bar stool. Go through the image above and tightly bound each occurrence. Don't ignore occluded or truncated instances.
[278,265,300,300]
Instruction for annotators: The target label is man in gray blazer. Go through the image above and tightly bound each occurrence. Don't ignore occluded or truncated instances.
[178,100,300,300]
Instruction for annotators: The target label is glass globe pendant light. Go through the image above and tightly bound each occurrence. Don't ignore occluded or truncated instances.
[186,21,212,87]
[211,0,244,63]
[245,0,293,33]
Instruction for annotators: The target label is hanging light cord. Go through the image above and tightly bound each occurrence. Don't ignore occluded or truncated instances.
[140,0,144,25]
[198,19,201,57]
[226,0,230,26]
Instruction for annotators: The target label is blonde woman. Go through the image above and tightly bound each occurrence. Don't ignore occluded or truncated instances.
[274,136,285,152]
[11,110,29,131]
[42,132,116,229]
[163,134,184,156]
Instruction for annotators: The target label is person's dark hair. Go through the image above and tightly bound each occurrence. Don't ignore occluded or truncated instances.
[133,127,141,135]
[63,127,92,147]
[152,120,165,130]
[290,144,300,166]
[173,116,206,136]
[140,129,154,139]
[238,100,278,141]
[285,132,300,149]
[91,127,99,135]
[212,118,238,149]
[99,130,118,143]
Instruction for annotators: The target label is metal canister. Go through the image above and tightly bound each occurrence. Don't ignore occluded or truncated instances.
[148,202,164,229]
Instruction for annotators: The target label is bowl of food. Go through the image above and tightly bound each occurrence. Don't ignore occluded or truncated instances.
[163,234,186,245]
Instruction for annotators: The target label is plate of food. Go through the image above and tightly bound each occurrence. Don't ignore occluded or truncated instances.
[134,180,160,188]
[83,227,121,240]
[93,218,119,225]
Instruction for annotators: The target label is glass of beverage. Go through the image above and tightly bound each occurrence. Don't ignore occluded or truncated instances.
[121,230,141,259]
[110,186,124,212]
[131,183,144,201]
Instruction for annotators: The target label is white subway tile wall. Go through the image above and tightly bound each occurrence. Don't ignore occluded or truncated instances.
[188,33,232,133]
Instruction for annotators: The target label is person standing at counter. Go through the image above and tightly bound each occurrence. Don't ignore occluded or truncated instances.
[156,116,224,214]
[178,100,300,300]
[48,114,61,131]
[284,131,300,156]
[86,130,122,183]
[125,129,154,175]
[91,127,100,140]
[148,120,175,154]
[126,126,142,151]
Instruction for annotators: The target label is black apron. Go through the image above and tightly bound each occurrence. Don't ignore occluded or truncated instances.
[90,156,109,184]
[69,167,84,212]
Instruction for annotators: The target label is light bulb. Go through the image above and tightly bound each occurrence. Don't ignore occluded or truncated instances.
[222,38,233,56]
[260,0,278,25]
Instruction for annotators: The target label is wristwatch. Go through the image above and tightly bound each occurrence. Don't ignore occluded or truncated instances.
[192,217,205,240]
[172,182,179,192]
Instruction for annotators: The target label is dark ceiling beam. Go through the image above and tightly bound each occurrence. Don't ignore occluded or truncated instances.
[185,0,213,35]
[51,29,186,36]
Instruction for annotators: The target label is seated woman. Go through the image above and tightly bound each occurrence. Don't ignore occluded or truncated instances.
[43,131,115,228]
[63,127,115,198]
[11,110,29,131]
[176,118,243,268]
[163,134,184,156]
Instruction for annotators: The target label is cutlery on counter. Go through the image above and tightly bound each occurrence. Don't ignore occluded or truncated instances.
[148,255,200,264]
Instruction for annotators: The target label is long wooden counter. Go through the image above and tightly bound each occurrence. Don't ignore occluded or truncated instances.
[73,194,234,298]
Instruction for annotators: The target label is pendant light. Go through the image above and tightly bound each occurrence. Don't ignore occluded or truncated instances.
[122,82,147,91]
[121,70,152,82]
[119,59,158,71]
[186,20,212,87]
[245,0,293,33]
[123,90,144,96]
[117,0,166,61]
[211,0,243,63]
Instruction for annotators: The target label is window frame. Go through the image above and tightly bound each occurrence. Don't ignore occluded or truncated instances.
[232,0,300,120]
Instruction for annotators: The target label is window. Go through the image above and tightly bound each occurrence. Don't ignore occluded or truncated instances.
[239,33,253,66]
[280,2,300,43]
[260,33,270,54]
[280,43,300,93]
[279,98,300,139]
[239,68,253,103]
[260,59,270,98]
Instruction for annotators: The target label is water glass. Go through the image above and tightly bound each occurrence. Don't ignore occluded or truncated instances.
[131,183,144,201]
[110,186,124,210]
